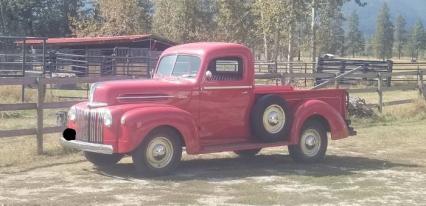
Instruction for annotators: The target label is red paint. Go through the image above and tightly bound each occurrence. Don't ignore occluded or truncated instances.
[67,42,353,155]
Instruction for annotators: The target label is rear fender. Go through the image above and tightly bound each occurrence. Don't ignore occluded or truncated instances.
[289,100,349,144]
[118,106,199,154]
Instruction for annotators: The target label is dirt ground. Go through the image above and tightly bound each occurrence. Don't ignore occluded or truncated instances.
[1,119,426,205]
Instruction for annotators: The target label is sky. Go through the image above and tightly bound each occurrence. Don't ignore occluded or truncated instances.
[343,0,426,35]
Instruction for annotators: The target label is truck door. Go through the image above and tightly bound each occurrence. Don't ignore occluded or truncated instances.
[199,56,253,145]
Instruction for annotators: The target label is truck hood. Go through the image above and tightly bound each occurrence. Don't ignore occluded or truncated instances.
[91,78,196,106]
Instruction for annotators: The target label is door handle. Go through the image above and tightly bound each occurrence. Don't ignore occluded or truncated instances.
[242,91,249,94]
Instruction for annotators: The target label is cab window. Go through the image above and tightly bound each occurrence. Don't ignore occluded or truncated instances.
[207,57,243,81]
[156,55,201,78]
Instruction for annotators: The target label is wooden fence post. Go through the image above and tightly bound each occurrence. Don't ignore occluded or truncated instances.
[386,60,393,87]
[377,73,383,113]
[36,77,46,154]
[304,63,307,87]
[334,74,339,88]
[21,39,26,102]
[419,70,425,99]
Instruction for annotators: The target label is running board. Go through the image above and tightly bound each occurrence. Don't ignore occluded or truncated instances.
[201,140,291,154]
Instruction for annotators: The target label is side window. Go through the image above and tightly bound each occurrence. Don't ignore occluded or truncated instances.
[207,57,243,81]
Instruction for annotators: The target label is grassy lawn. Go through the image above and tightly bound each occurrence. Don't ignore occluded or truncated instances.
[0,115,425,205]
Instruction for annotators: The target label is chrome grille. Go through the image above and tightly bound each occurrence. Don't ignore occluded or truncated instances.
[75,108,104,143]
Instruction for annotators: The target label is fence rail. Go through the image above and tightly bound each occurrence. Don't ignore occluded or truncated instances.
[255,70,425,113]
[0,70,425,154]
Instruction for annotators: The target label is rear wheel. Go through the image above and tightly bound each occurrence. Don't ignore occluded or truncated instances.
[288,121,328,163]
[234,149,261,157]
[132,128,182,176]
[84,152,123,167]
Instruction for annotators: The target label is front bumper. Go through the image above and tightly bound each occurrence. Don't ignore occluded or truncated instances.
[60,137,113,154]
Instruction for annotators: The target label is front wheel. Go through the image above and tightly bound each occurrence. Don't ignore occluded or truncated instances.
[84,152,123,167]
[288,121,328,163]
[132,128,182,176]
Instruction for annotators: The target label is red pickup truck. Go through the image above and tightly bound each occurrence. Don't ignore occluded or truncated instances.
[61,42,355,176]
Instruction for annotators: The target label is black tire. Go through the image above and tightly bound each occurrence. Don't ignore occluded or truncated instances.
[132,128,182,176]
[251,95,290,142]
[234,148,261,157]
[288,121,328,163]
[84,152,123,167]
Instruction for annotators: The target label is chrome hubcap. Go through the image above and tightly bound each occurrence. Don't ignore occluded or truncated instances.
[301,129,321,157]
[146,137,173,168]
[263,104,286,134]
[152,145,166,160]
[268,112,280,125]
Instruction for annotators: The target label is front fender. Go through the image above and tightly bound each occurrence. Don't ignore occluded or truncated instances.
[289,100,349,144]
[118,106,199,154]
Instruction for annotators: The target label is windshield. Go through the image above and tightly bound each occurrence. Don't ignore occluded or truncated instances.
[156,55,201,78]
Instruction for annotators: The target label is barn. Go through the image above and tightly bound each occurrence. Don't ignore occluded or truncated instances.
[24,34,176,77]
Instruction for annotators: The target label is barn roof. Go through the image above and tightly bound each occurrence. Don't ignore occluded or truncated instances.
[20,34,176,47]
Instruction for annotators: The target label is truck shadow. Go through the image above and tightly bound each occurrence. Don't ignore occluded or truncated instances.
[94,154,420,181]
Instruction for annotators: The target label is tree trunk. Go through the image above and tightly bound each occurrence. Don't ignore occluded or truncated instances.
[311,0,317,64]
[263,33,268,61]
[398,46,401,59]
[287,23,294,84]
[261,10,268,61]
[273,22,280,71]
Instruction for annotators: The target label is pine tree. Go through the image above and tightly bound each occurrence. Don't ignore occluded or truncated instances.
[364,36,374,57]
[316,0,346,56]
[393,15,407,59]
[408,19,425,60]
[373,3,394,60]
[346,10,364,57]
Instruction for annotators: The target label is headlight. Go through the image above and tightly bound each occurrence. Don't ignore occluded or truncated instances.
[101,109,112,127]
[68,106,76,121]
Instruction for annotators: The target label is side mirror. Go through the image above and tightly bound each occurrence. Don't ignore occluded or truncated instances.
[205,70,212,80]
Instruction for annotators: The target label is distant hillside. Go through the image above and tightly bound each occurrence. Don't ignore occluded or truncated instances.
[343,0,426,36]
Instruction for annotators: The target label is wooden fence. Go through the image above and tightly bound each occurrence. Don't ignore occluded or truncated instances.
[256,70,425,112]
[0,76,133,154]
[0,70,425,154]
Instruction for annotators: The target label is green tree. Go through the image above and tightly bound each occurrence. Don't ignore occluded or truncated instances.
[0,0,82,37]
[373,3,394,60]
[72,0,152,36]
[253,0,308,62]
[393,15,408,59]
[316,0,346,56]
[152,0,214,43]
[364,36,374,57]
[346,10,364,57]
[408,19,425,60]
[216,0,254,44]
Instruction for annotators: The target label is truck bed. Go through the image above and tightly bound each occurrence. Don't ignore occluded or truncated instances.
[254,85,348,119]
